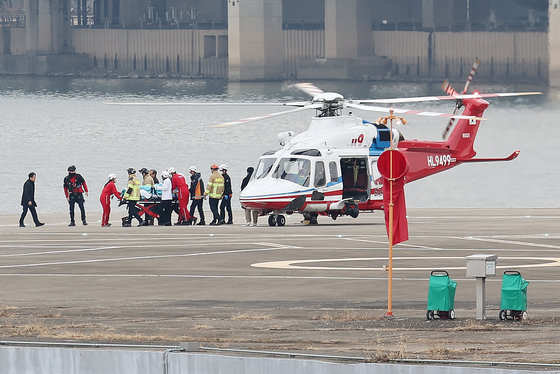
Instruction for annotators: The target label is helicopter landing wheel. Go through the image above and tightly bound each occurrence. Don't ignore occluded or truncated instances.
[268,215,277,226]
[277,215,286,226]
[276,214,286,226]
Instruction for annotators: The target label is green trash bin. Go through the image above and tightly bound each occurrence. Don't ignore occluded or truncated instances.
[427,270,457,320]
[499,270,529,321]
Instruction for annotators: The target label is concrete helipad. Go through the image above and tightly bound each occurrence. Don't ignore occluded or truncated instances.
[1,208,560,363]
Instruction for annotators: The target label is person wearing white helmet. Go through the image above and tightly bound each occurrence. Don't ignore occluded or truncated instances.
[100,173,122,227]
[155,170,173,225]
[219,164,233,224]
[188,166,205,225]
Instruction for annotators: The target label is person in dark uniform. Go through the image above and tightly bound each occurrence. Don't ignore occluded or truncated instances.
[63,165,88,226]
[241,166,258,226]
[188,166,205,225]
[19,172,45,227]
[219,164,233,224]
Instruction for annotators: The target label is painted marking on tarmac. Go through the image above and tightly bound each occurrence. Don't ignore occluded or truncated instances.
[251,256,560,271]
[458,236,560,250]
[0,246,293,269]
[0,241,299,258]
[255,242,302,249]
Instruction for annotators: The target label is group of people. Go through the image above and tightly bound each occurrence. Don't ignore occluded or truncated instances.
[19,163,246,228]
[99,163,236,227]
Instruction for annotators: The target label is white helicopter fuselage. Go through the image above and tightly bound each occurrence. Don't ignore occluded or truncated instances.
[240,115,398,217]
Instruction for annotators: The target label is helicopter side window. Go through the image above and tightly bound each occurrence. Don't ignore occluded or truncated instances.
[255,158,277,179]
[329,161,339,183]
[273,158,310,187]
[314,161,326,187]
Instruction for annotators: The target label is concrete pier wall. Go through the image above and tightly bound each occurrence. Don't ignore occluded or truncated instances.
[1,27,547,81]
[0,346,557,374]
[72,28,228,77]
[372,31,547,82]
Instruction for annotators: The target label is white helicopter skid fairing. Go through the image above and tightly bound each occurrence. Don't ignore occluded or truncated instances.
[239,177,316,212]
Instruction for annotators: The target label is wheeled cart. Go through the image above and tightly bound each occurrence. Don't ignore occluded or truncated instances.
[499,270,529,321]
[427,270,457,320]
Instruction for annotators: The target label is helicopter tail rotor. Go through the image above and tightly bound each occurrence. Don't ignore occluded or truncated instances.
[441,58,479,140]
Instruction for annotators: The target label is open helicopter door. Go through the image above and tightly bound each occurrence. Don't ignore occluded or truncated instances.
[341,157,370,202]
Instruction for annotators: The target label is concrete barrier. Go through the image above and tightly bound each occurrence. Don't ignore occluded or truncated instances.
[1,345,558,374]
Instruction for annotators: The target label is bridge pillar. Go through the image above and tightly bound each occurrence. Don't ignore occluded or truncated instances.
[296,0,391,80]
[324,0,371,59]
[24,0,71,54]
[0,0,89,75]
[550,1,560,86]
[227,0,283,81]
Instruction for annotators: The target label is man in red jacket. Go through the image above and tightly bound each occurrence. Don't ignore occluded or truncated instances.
[168,167,192,225]
[100,174,122,227]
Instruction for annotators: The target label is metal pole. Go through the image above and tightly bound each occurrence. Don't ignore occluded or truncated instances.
[387,115,394,317]
[476,276,486,319]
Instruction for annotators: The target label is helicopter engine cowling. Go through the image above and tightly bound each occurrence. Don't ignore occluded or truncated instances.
[278,131,295,146]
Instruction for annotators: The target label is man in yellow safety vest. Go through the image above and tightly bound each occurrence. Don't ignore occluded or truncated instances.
[204,164,224,225]
[123,168,145,227]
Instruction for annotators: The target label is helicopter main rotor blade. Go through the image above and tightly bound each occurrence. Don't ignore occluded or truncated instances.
[104,101,297,107]
[346,103,483,121]
[213,104,321,128]
[355,91,542,105]
[293,83,325,98]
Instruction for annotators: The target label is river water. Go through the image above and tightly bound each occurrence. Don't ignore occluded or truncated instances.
[0,76,555,216]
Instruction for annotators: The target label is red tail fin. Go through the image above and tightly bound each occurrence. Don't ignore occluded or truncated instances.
[445,98,488,159]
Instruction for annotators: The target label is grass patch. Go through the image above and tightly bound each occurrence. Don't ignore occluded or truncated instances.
[446,320,501,331]
[0,306,18,317]
[232,313,273,321]
[312,310,383,322]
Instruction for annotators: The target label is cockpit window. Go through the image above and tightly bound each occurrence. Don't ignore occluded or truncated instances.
[272,158,311,187]
[254,158,277,179]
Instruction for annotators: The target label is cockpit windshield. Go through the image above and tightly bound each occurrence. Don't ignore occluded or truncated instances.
[254,158,277,179]
[272,158,311,187]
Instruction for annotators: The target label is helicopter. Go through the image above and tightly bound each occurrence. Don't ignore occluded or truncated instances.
[106,60,540,226]
[223,62,541,226]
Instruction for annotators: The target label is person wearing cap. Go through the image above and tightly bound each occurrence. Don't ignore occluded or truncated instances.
[168,167,193,225]
[156,170,173,226]
[204,164,225,225]
[63,165,88,226]
[188,166,206,225]
[19,172,45,228]
[139,168,155,224]
[241,166,258,226]
[140,168,154,189]
[219,164,233,224]
[100,174,122,227]
[123,168,145,227]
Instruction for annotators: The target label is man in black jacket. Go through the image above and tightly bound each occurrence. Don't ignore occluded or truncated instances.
[19,172,45,227]
[219,164,233,224]
[241,166,259,226]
